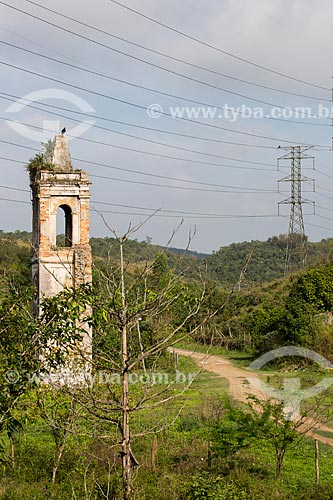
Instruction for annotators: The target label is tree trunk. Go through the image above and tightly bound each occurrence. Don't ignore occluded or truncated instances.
[151,435,158,472]
[207,441,212,470]
[9,437,15,469]
[276,450,285,480]
[315,439,320,485]
[122,368,132,500]
[52,442,66,484]
[120,240,133,500]
[137,320,146,373]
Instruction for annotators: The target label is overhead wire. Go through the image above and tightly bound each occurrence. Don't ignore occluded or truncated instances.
[0,95,281,165]
[0,180,330,225]
[0,1,300,110]
[109,0,329,91]
[0,61,329,149]
[0,122,280,171]
[0,0,330,120]
[0,153,276,194]
[0,159,331,226]
[9,0,329,102]
[0,180,281,219]
[0,91,280,150]
[1,43,329,128]
[0,0,330,229]
[2,60,320,147]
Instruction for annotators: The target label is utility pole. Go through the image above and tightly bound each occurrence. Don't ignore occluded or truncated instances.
[278,146,314,274]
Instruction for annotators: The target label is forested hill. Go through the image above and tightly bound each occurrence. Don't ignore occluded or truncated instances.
[206,235,333,286]
[2,230,333,287]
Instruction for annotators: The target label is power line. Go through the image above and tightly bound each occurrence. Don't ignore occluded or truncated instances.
[1,43,329,128]
[0,122,278,171]
[0,1,299,110]
[0,24,102,71]
[0,140,39,152]
[316,184,333,194]
[244,0,333,56]
[0,154,276,194]
[109,0,329,91]
[88,172,275,193]
[0,60,328,147]
[0,151,276,191]
[313,213,333,222]
[316,169,333,181]
[0,182,280,218]
[0,91,278,150]
[0,196,30,205]
[74,160,275,191]
[316,204,333,213]
[0,0,330,117]
[19,0,329,102]
[0,96,279,166]
[0,183,330,224]
[0,178,331,226]
[315,191,333,201]
[0,183,30,193]
[91,200,272,217]
[90,208,279,219]
[304,220,333,231]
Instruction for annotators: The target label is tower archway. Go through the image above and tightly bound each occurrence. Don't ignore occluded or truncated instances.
[56,204,73,247]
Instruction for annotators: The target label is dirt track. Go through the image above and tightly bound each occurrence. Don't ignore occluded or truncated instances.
[173,348,333,447]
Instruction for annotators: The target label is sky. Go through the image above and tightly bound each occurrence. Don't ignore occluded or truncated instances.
[0,0,333,253]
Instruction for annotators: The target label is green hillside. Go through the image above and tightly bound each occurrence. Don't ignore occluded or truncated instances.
[206,235,333,286]
[2,230,333,499]
[3,230,333,288]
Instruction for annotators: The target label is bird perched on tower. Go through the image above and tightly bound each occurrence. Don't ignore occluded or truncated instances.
[61,127,66,135]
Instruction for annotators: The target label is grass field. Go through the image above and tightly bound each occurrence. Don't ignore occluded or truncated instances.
[2,354,333,499]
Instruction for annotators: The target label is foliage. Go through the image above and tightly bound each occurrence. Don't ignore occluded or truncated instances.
[0,283,92,470]
[0,363,333,499]
[245,397,301,480]
[0,288,38,440]
[209,405,256,460]
[290,264,333,312]
[185,472,249,500]
[26,153,55,184]
[38,284,92,369]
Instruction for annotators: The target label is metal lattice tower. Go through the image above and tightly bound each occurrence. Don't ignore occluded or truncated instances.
[278,146,314,273]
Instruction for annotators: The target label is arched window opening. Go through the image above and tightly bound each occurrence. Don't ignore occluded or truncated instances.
[56,204,73,247]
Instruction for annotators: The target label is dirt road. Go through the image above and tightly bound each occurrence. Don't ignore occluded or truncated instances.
[173,348,333,447]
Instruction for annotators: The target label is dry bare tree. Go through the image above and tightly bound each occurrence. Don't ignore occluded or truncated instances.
[69,215,223,499]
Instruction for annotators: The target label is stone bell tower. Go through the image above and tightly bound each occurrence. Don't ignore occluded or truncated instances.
[30,133,92,360]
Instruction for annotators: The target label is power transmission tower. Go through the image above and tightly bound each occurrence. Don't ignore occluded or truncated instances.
[277,146,314,273]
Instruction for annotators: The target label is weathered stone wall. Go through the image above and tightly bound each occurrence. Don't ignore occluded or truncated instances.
[52,134,73,171]
[31,165,92,359]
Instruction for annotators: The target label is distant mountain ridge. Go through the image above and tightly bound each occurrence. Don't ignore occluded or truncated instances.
[1,230,333,287]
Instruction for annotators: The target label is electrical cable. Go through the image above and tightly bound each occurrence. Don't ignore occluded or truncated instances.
[19,0,329,101]
[0,60,327,147]
[1,43,329,128]
[0,91,279,150]
[0,180,281,219]
[0,95,280,165]
[0,154,276,194]
[109,0,329,91]
[0,123,279,171]
[0,0,328,112]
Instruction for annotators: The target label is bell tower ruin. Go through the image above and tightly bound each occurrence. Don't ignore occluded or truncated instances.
[30,133,92,360]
